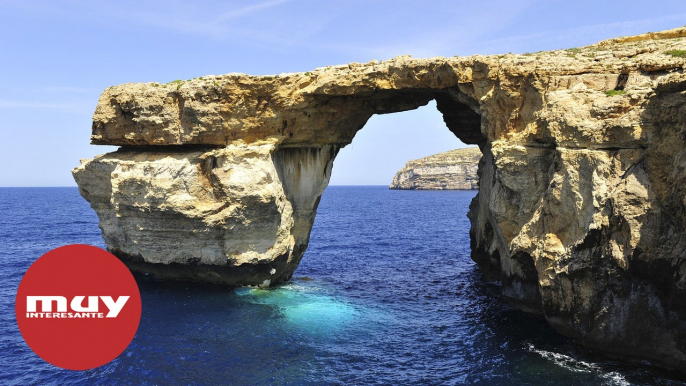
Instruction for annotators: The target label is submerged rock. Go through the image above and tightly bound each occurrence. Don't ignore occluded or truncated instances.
[389,147,480,190]
[73,27,686,373]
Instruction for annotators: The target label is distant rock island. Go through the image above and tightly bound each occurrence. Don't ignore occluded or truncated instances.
[390,148,481,190]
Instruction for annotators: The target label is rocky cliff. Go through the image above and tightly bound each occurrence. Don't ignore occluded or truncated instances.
[73,27,686,373]
[390,147,480,190]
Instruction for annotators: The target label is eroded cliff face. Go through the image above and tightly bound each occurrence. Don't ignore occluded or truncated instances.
[73,27,686,373]
[390,147,480,190]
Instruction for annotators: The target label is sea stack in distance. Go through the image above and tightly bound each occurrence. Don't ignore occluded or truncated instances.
[390,147,480,190]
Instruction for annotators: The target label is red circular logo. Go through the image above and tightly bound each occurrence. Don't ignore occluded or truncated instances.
[15,244,141,370]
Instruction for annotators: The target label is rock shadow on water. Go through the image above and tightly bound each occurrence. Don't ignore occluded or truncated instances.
[467,265,686,386]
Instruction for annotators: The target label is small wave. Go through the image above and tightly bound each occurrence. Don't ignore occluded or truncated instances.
[526,344,631,386]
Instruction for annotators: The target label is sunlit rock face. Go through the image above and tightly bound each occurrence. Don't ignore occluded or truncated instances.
[390,147,480,190]
[73,27,686,373]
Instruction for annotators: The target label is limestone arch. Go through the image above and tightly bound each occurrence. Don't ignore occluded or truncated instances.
[271,89,488,278]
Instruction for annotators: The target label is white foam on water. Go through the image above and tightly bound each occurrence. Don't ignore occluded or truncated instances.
[526,343,631,386]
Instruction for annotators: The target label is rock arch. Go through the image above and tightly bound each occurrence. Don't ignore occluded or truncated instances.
[73,28,686,373]
[78,74,489,287]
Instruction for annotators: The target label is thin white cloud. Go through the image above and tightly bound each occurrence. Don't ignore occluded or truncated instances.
[5,86,97,95]
[295,0,537,60]
[461,14,686,54]
[99,0,297,40]
[214,0,292,22]
[311,11,686,60]
[0,0,298,41]
[0,100,90,109]
[41,86,95,94]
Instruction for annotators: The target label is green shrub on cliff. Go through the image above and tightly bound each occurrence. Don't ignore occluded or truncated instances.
[167,79,185,90]
[664,49,686,58]
[605,89,625,96]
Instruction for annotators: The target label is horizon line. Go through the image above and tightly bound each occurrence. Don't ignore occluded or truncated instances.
[0,184,396,188]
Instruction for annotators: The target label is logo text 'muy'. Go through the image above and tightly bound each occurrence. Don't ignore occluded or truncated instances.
[26,296,130,318]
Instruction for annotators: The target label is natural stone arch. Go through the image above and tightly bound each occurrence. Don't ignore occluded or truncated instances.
[270,88,486,281]
[73,27,686,374]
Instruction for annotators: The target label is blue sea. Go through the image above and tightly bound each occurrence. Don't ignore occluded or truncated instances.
[1,187,684,385]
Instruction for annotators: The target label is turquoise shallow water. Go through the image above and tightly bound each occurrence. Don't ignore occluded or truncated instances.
[234,285,362,333]
[0,187,684,385]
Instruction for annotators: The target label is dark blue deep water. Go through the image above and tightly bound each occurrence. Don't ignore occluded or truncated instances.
[1,187,684,385]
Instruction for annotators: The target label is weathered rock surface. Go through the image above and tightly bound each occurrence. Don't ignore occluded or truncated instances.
[390,147,480,190]
[74,27,686,374]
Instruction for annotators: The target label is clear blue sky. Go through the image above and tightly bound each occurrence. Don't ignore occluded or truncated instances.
[0,1,684,186]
